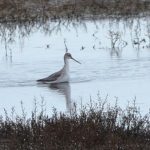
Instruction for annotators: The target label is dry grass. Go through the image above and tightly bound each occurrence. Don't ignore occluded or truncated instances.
[0,0,150,22]
[0,99,150,150]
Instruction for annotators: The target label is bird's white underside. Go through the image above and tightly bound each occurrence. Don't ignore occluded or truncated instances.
[51,60,70,83]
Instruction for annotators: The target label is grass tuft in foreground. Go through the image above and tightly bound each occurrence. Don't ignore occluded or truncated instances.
[0,98,150,150]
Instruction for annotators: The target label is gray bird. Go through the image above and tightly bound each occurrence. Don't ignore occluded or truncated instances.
[37,53,81,83]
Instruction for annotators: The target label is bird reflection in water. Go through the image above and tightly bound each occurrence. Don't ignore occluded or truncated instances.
[48,82,73,113]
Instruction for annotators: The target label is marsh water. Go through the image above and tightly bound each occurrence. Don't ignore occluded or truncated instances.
[0,17,150,116]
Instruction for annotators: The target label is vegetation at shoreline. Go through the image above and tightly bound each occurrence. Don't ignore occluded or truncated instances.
[0,0,150,22]
[0,99,150,150]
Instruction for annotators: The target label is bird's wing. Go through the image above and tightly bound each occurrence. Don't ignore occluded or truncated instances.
[37,69,62,82]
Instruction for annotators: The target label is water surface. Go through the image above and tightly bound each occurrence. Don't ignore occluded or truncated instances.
[0,17,150,116]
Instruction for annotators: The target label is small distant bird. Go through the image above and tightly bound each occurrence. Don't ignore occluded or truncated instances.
[37,53,81,83]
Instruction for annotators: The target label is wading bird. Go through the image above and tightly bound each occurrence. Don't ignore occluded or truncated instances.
[37,53,81,83]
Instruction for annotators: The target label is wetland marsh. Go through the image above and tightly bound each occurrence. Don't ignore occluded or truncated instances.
[0,0,150,149]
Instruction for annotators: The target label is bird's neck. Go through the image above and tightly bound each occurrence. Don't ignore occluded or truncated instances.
[64,58,69,65]
[64,59,69,71]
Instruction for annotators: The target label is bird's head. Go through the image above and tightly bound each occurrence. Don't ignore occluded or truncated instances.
[64,53,81,64]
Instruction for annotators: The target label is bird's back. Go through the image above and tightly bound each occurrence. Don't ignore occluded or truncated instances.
[37,69,62,82]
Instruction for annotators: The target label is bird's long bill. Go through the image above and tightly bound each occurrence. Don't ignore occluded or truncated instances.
[71,57,81,64]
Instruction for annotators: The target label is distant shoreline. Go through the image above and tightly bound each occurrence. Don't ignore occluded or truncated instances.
[0,0,150,22]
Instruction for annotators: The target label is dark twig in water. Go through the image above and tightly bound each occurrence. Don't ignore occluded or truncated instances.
[64,38,68,52]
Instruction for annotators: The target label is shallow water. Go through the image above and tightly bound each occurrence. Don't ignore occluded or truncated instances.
[0,17,150,116]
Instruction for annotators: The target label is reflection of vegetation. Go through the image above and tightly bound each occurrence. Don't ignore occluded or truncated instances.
[107,30,127,57]
[146,22,150,48]
[0,17,150,59]
[0,98,150,149]
[0,6,150,59]
[0,17,149,55]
